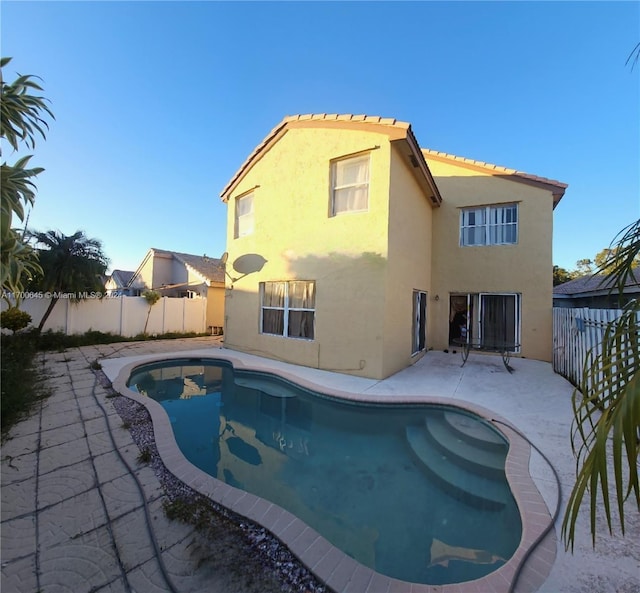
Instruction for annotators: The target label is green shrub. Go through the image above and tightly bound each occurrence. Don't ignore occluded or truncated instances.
[142,289,161,306]
[1,308,32,333]
[1,332,49,434]
[35,329,210,351]
[137,447,152,463]
[1,328,210,434]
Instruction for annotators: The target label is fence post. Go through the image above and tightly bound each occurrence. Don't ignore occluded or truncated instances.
[119,296,124,336]
[162,297,167,334]
[65,299,71,334]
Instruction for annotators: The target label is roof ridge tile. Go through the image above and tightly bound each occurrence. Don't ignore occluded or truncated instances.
[422,147,567,189]
[221,113,420,199]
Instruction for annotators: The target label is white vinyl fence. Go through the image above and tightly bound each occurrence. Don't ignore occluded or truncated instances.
[552,306,638,388]
[1,295,207,337]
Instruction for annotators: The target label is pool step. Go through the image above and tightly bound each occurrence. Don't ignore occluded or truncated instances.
[406,425,508,511]
[425,416,506,480]
[443,412,507,453]
[234,375,298,398]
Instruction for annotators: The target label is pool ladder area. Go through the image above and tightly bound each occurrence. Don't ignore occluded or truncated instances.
[406,412,510,510]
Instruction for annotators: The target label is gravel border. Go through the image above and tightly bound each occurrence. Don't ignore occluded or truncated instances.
[98,370,331,593]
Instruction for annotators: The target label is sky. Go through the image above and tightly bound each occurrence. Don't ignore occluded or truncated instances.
[2,1,638,275]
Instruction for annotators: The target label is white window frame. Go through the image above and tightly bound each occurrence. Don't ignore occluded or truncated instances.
[234,193,254,238]
[460,203,518,246]
[260,281,316,340]
[330,154,370,216]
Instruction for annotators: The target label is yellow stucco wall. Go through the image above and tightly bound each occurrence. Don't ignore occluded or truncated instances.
[381,145,434,377]
[224,127,400,378]
[425,157,555,361]
[206,284,225,329]
[223,124,556,378]
[182,265,225,330]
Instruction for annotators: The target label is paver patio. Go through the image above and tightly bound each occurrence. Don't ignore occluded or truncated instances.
[1,337,638,592]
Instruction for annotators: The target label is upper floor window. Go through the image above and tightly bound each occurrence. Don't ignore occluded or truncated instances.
[331,155,370,216]
[460,203,518,246]
[261,280,315,340]
[234,193,254,238]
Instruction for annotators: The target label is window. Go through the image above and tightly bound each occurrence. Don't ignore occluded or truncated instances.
[234,193,254,238]
[331,155,370,215]
[460,203,518,246]
[261,281,315,339]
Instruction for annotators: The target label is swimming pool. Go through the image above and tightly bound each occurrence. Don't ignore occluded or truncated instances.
[127,358,522,585]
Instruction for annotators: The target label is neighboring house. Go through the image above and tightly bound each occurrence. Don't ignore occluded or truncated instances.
[128,248,225,332]
[553,272,639,309]
[220,114,568,380]
[104,269,136,296]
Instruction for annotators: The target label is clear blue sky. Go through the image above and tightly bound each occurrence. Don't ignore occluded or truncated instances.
[2,1,638,274]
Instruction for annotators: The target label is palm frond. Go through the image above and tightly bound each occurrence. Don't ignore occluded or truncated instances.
[562,299,640,549]
[30,229,109,294]
[0,57,55,153]
[596,219,640,298]
[0,59,52,302]
[626,42,640,71]
[1,158,44,236]
[1,228,42,304]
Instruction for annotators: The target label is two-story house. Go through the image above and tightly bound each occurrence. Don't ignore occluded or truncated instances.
[129,248,226,333]
[220,114,567,380]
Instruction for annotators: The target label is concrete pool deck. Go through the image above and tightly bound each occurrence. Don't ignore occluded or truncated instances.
[2,337,638,592]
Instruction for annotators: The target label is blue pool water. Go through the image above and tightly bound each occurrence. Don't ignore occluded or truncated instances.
[128,358,522,585]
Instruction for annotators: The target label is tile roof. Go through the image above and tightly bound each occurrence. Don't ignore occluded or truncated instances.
[220,113,442,204]
[171,251,225,284]
[288,113,410,128]
[145,248,225,284]
[220,113,568,210]
[422,148,568,206]
[553,271,640,295]
[110,269,135,287]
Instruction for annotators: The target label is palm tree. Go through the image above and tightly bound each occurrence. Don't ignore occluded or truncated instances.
[1,57,54,301]
[562,219,640,549]
[29,230,109,332]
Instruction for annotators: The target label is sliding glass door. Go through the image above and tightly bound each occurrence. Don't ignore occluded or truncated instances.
[450,293,520,352]
[412,290,427,355]
[479,293,520,351]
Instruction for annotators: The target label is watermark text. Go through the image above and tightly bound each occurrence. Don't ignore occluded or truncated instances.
[2,291,118,300]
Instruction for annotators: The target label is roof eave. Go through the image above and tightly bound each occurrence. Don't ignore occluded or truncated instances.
[178,258,210,285]
[127,248,155,288]
[555,286,640,298]
[422,149,567,208]
[402,129,443,206]
[220,118,290,202]
[220,114,438,204]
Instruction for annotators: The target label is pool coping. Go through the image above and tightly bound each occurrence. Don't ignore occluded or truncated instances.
[111,351,556,593]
